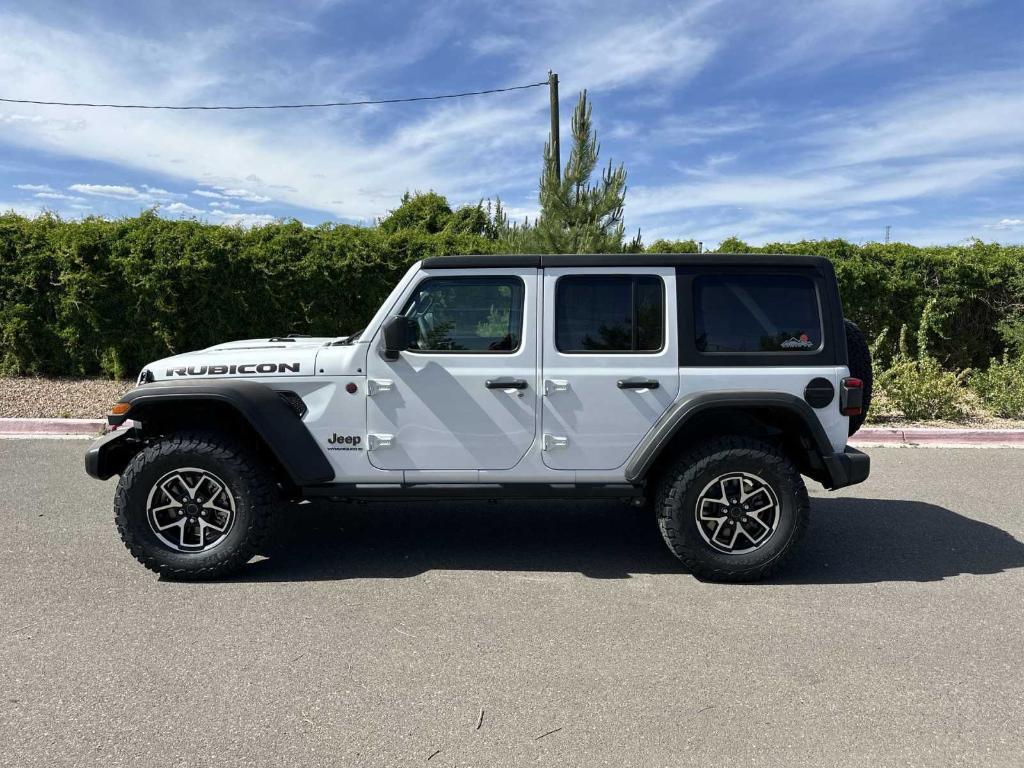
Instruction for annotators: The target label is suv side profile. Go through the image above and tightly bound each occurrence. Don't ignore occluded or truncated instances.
[86,254,871,581]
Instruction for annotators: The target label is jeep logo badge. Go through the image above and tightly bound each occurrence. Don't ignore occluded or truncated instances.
[327,433,363,451]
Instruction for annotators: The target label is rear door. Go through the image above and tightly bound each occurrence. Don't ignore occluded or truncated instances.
[540,267,679,470]
[365,267,538,471]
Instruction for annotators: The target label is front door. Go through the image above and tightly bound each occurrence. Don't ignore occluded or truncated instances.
[365,268,538,471]
[540,267,680,470]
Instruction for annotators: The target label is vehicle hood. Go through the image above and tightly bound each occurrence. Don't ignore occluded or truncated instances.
[145,337,334,382]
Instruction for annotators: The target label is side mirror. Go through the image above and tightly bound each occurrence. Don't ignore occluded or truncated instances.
[382,315,413,360]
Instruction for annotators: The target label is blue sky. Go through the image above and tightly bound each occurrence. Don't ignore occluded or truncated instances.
[0,0,1021,245]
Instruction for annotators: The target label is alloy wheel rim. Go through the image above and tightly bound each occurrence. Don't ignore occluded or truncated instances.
[695,471,780,555]
[145,467,236,553]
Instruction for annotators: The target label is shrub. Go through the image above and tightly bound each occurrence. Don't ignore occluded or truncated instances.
[876,357,970,421]
[971,354,1024,418]
[0,210,496,377]
[4,212,1024,379]
[872,300,972,421]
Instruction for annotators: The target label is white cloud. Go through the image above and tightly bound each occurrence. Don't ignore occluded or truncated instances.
[986,218,1024,230]
[653,109,763,147]
[35,191,86,201]
[208,200,239,209]
[531,9,718,93]
[67,183,185,202]
[808,72,1024,167]
[470,34,523,57]
[626,66,1024,243]
[0,200,44,217]
[142,184,184,199]
[207,210,278,227]
[14,183,55,192]
[192,185,270,202]
[746,0,964,77]
[68,183,147,200]
[163,202,203,215]
[0,112,85,130]
[219,188,271,203]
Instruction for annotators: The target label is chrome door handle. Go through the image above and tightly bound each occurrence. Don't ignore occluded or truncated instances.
[618,379,660,390]
[486,379,528,390]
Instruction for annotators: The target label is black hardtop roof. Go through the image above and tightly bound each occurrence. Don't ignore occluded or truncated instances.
[421,253,833,270]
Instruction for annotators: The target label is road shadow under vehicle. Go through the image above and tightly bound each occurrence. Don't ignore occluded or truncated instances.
[224,496,1024,584]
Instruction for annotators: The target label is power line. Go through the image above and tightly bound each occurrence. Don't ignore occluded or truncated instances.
[0,80,549,111]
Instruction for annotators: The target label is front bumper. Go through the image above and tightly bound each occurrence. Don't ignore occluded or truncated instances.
[84,428,142,480]
[821,446,870,490]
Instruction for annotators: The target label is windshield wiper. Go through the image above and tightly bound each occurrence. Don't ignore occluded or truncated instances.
[331,328,364,346]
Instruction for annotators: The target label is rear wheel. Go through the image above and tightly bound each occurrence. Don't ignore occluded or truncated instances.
[114,432,279,580]
[655,437,809,581]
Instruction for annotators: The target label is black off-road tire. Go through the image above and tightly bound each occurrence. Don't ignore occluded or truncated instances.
[114,432,280,580]
[844,319,873,436]
[655,437,809,582]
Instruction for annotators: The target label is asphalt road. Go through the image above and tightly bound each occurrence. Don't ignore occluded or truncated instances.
[2,440,1023,768]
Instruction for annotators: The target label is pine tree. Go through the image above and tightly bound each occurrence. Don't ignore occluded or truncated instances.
[498,90,630,253]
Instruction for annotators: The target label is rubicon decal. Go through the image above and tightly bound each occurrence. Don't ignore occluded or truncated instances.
[166,363,301,376]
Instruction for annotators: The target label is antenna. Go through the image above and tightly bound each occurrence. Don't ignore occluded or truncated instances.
[884,225,891,244]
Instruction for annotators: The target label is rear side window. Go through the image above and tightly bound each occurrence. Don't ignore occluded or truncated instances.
[556,275,664,353]
[694,274,822,354]
[402,276,524,353]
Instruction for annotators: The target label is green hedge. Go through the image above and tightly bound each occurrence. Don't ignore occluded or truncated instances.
[741,239,1024,370]
[2,213,1022,377]
[0,211,495,377]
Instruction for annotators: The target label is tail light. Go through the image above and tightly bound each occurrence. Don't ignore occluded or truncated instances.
[841,377,863,416]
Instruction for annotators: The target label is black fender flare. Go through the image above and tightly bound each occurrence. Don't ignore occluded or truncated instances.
[624,392,837,484]
[94,380,334,485]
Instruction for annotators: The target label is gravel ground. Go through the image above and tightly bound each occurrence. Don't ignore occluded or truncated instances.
[0,377,131,419]
[2,376,1023,429]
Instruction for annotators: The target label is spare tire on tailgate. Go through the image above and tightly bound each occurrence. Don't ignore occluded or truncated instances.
[844,319,872,436]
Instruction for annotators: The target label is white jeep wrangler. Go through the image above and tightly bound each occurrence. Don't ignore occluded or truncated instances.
[86,253,871,581]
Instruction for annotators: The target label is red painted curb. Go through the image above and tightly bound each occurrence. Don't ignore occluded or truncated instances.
[0,418,105,436]
[1,418,1022,445]
[852,427,1024,446]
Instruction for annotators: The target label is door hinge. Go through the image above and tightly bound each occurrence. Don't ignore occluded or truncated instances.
[544,379,570,396]
[367,378,394,396]
[542,433,569,451]
[367,433,394,450]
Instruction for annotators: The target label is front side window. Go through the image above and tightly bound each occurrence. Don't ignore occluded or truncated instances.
[556,275,664,353]
[402,277,524,353]
[694,274,822,353]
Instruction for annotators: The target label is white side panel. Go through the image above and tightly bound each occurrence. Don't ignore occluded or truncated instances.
[540,267,680,470]
[365,267,539,471]
[291,375,404,483]
[677,366,851,452]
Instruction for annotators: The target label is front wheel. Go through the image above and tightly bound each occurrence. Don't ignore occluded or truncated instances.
[114,432,279,580]
[655,437,809,582]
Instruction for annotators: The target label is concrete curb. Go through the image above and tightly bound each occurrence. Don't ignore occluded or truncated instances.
[1,418,1023,447]
[0,418,105,437]
[852,427,1024,447]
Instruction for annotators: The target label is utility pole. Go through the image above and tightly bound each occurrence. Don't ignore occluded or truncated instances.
[548,71,560,182]
[884,225,891,244]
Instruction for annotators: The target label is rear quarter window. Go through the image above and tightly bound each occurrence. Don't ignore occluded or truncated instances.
[694,274,822,354]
